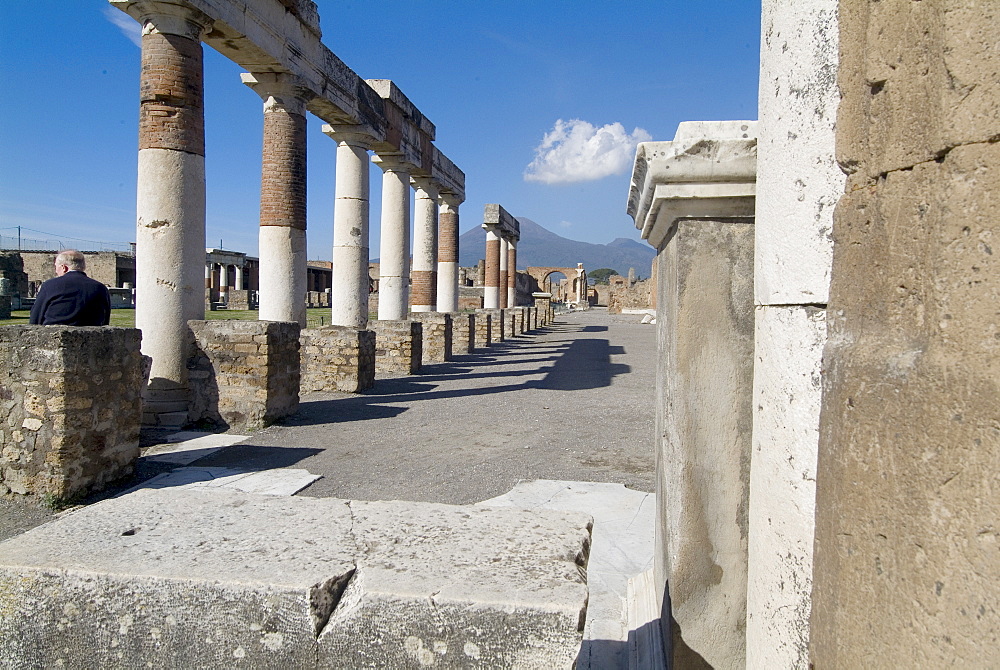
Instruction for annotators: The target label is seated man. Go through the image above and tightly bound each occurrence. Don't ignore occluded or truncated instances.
[29,250,111,326]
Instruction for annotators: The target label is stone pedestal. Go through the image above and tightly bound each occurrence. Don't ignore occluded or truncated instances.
[0,326,143,498]
[187,320,300,432]
[532,293,552,326]
[227,289,251,310]
[450,313,475,354]
[527,306,537,331]
[473,310,492,348]
[300,326,375,393]
[409,312,452,364]
[369,320,422,375]
[477,308,504,345]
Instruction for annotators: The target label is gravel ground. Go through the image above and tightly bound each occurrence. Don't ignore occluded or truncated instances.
[0,308,657,538]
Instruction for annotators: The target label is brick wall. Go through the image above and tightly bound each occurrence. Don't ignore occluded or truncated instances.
[301,326,375,393]
[187,320,300,431]
[139,32,204,155]
[0,326,143,498]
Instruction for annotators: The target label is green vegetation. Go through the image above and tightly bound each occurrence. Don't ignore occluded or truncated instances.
[0,308,343,329]
[588,268,620,284]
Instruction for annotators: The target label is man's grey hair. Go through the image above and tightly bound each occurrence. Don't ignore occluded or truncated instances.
[55,250,86,272]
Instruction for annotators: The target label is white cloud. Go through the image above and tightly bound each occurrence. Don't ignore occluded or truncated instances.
[524,119,651,184]
[558,220,573,229]
[103,6,142,48]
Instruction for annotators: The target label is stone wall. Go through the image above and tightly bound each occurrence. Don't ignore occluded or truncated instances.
[409,312,452,364]
[0,252,29,299]
[300,326,375,393]
[458,285,483,310]
[450,313,475,354]
[608,278,653,314]
[227,289,252,310]
[187,320,300,432]
[474,310,492,348]
[0,326,143,498]
[810,2,1000,666]
[369,320,422,375]
[477,308,504,344]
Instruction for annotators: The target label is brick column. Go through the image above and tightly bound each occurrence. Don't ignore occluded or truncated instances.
[484,226,501,308]
[411,177,438,312]
[506,238,517,308]
[133,4,212,427]
[373,154,411,320]
[498,236,509,309]
[243,73,307,326]
[437,193,461,313]
[323,126,372,329]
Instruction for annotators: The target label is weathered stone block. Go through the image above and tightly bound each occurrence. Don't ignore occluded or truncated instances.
[0,487,591,669]
[301,326,375,393]
[477,308,504,344]
[0,326,143,498]
[449,313,475,354]
[187,320,300,432]
[368,320,422,375]
[409,312,453,364]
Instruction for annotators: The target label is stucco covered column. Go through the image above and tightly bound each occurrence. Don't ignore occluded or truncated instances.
[506,237,517,308]
[498,236,509,309]
[483,226,501,309]
[373,154,411,320]
[323,126,372,329]
[627,121,758,670]
[131,2,212,425]
[437,193,461,313]
[411,177,438,313]
[243,73,307,326]
[218,263,229,304]
[234,264,243,290]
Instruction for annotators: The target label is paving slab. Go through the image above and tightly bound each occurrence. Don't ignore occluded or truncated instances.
[0,487,591,669]
[142,431,249,465]
[121,466,322,497]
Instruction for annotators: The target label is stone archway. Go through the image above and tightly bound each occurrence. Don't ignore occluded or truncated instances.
[526,265,588,305]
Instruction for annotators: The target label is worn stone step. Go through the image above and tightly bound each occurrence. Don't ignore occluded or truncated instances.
[0,487,591,669]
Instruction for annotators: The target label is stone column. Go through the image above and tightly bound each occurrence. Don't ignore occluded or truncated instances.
[373,154,410,320]
[234,264,243,291]
[437,194,461,313]
[243,73,307,326]
[484,228,500,308]
[134,4,211,426]
[506,238,517,308]
[746,1,843,668]
[411,177,438,313]
[498,236,509,309]
[323,126,372,329]
[204,263,212,306]
[218,263,229,304]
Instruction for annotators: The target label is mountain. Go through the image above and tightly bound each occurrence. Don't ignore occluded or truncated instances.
[458,218,655,278]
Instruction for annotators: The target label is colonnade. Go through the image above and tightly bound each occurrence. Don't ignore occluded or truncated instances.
[116,0,464,425]
[481,204,519,309]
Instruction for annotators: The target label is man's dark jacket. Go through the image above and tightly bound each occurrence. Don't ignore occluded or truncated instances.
[29,271,112,326]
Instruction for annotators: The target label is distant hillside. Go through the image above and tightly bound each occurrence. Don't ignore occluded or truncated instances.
[458,218,655,278]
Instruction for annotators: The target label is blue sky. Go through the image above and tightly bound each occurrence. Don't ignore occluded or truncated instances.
[0,1,760,260]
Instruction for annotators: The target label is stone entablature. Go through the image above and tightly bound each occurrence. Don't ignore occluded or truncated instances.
[300,326,375,393]
[369,320,422,375]
[187,320,300,431]
[0,326,143,498]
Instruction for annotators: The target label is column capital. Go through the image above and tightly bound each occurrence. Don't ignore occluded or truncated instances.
[438,191,464,210]
[410,175,439,198]
[371,152,415,174]
[322,124,374,149]
[112,1,213,40]
[240,72,310,115]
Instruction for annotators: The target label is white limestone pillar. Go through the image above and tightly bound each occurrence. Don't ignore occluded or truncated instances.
[243,73,308,326]
[437,194,461,313]
[323,126,372,329]
[234,264,243,290]
[373,154,411,320]
[218,263,229,304]
[411,177,439,312]
[747,2,844,667]
[484,227,501,309]
[506,238,517,308]
[498,236,509,309]
[132,4,211,423]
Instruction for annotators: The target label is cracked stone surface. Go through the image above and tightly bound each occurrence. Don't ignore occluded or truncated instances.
[0,487,591,669]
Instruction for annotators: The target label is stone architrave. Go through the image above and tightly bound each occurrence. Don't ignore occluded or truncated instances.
[373,154,412,321]
[436,193,461,313]
[627,121,758,669]
[745,1,844,667]
[243,72,308,327]
[131,3,212,427]
[324,126,372,329]
[411,177,439,313]
[810,3,1000,667]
